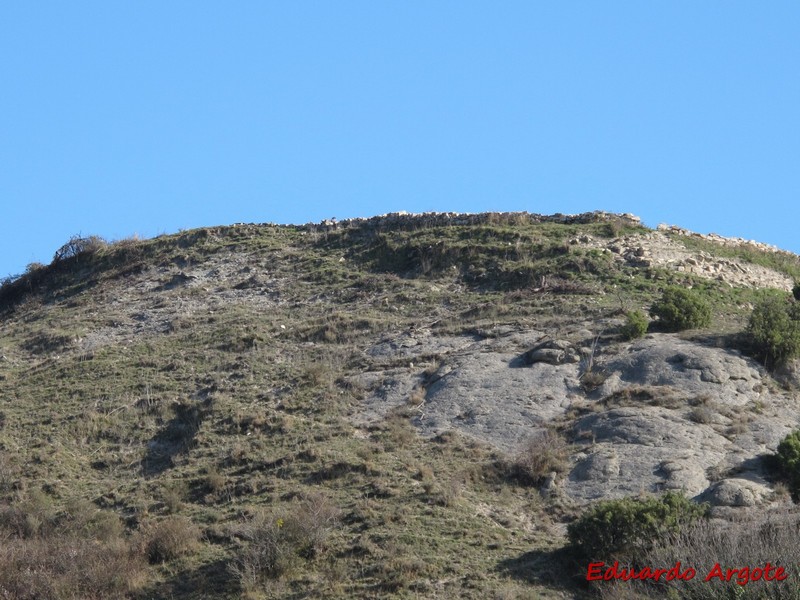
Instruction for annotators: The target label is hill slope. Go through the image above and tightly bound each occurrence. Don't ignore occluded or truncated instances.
[1,211,800,599]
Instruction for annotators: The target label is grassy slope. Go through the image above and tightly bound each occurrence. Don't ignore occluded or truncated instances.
[1,215,798,599]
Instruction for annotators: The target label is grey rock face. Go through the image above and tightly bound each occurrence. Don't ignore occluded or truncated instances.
[358,330,800,507]
[565,407,727,500]
[698,478,773,507]
[597,337,763,408]
[419,349,581,450]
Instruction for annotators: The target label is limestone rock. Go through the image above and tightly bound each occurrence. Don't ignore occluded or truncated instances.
[525,339,580,365]
[357,328,800,507]
[597,337,763,407]
[563,406,727,500]
[699,478,772,507]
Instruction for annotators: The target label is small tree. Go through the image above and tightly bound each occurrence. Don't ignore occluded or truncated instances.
[649,287,711,332]
[620,310,648,340]
[747,295,800,368]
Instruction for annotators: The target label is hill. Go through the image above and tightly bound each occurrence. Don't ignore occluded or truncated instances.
[2,211,800,599]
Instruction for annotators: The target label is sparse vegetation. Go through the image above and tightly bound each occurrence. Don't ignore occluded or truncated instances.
[0,215,797,598]
[671,233,800,283]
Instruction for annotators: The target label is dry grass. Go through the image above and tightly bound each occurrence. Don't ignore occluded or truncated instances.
[510,429,570,486]
[231,492,340,594]
[0,452,17,494]
[599,509,800,599]
[1,216,779,599]
[0,536,145,600]
[688,405,716,424]
[0,492,145,599]
[136,516,202,564]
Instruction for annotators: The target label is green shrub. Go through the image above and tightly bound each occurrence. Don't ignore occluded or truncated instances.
[776,429,800,501]
[746,295,800,368]
[620,310,649,340]
[649,287,711,332]
[567,492,708,561]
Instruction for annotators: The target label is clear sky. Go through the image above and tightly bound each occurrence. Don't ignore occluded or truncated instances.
[2,2,798,279]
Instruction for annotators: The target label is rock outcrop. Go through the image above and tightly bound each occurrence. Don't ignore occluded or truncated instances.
[359,331,800,506]
[572,231,793,291]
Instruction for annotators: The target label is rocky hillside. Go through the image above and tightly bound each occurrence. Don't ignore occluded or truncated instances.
[1,211,800,599]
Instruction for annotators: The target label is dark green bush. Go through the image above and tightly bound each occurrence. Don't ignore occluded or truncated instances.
[567,491,708,561]
[620,310,649,340]
[746,295,800,368]
[649,287,711,332]
[776,429,800,501]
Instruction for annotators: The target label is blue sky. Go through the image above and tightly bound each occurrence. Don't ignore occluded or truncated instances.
[2,2,798,279]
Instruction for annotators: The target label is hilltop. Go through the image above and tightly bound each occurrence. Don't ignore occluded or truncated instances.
[2,211,800,599]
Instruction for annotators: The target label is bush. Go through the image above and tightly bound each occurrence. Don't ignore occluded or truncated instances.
[231,493,340,591]
[52,235,106,262]
[511,430,570,486]
[746,295,800,368]
[688,405,716,424]
[567,492,708,561]
[24,262,46,275]
[775,429,800,501]
[233,514,302,587]
[620,310,648,340]
[649,287,711,332]
[137,516,201,563]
